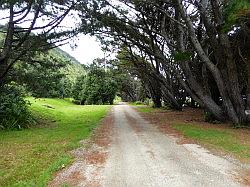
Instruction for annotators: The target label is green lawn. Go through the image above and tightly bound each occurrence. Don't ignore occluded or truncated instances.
[0,98,111,187]
[172,123,250,161]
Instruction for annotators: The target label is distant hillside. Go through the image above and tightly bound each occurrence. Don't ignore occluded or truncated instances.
[0,25,80,65]
[54,48,81,65]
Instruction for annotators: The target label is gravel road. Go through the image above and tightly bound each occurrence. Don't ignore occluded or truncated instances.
[100,104,243,187]
[50,103,247,187]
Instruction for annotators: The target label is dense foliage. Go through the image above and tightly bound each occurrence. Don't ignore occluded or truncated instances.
[0,84,33,130]
[13,50,84,98]
[0,47,83,129]
[73,61,118,104]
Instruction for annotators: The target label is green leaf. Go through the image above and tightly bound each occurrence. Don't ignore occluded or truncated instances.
[173,52,192,62]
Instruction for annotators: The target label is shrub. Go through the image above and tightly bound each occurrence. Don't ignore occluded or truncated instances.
[0,84,34,130]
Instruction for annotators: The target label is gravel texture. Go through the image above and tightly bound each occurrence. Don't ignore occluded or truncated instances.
[101,104,243,187]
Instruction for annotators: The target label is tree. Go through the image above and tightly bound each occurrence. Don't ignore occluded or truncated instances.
[12,49,84,98]
[73,60,118,105]
[109,58,146,102]
[0,0,77,84]
[78,1,184,108]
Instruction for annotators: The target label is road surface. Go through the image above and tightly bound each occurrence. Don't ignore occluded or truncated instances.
[101,104,241,187]
[51,103,245,187]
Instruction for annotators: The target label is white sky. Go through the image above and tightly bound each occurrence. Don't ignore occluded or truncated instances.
[59,34,105,64]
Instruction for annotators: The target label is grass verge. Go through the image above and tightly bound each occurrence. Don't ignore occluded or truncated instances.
[172,123,250,161]
[137,107,250,163]
[135,106,165,113]
[0,98,111,187]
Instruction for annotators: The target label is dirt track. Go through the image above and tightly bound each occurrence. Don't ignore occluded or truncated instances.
[50,103,247,187]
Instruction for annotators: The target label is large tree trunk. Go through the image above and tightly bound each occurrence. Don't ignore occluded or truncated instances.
[160,84,182,110]
[154,73,182,110]
[181,61,226,120]
[142,76,162,108]
[0,59,11,86]
[210,0,246,123]
[219,35,246,123]
[149,80,162,108]
[173,4,225,121]
[246,60,250,122]
[153,48,182,110]
[176,0,240,123]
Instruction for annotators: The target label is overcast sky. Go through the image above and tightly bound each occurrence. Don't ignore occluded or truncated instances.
[55,11,106,65]
[59,34,105,65]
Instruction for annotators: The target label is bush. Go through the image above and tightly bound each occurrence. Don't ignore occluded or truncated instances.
[0,84,34,130]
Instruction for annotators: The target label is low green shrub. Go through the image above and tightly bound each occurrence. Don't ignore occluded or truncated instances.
[0,84,34,130]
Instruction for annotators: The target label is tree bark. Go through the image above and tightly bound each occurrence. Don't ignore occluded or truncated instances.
[176,0,240,123]
[210,0,246,123]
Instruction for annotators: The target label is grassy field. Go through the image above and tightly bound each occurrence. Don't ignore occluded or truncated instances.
[0,98,111,187]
